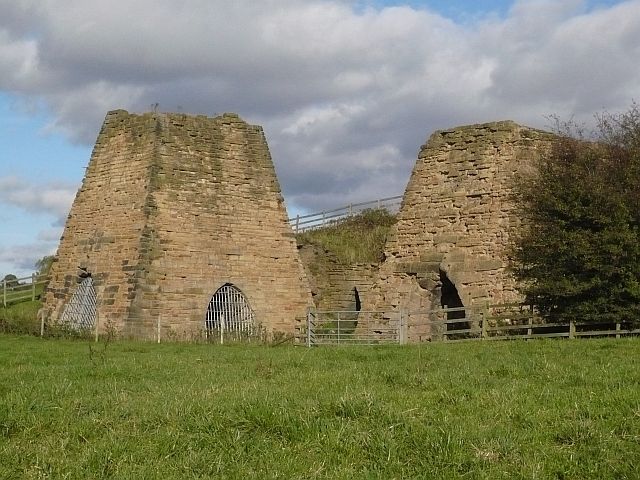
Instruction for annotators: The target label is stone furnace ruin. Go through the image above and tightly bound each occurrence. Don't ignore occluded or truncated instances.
[43,110,313,338]
[368,121,553,341]
[44,109,557,343]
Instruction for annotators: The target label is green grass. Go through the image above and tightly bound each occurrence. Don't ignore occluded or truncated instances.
[1,336,639,479]
[0,278,47,335]
[0,300,41,335]
[296,209,396,264]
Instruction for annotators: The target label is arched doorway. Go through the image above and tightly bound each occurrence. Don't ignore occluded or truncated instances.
[439,270,469,335]
[60,276,97,331]
[205,283,255,334]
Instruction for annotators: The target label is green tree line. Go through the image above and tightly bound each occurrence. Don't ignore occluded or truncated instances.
[511,103,640,324]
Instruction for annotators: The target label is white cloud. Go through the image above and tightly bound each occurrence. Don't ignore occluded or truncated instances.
[481,0,640,116]
[36,227,63,242]
[0,242,56,275]
[281,104,366,136]
[0,175,77,221]
[0,30,38,89]
[0,175,72,274]
[43,82,145,141]
[0,0,638,214]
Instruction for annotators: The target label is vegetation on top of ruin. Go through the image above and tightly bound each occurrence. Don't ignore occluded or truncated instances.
[511,102,640,324]
[295,208,396,265]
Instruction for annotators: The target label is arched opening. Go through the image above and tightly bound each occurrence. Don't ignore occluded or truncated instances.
[205,283,255,334]
[60,276,97,331]
[353,287,361,312]
[343,286,362,329]
[439,270,469,334]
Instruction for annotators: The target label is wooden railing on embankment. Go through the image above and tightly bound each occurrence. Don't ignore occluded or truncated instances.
[288,195,403,233]
[2,274,48,307]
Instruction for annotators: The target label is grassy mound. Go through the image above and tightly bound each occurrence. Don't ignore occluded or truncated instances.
[296,209,396,265]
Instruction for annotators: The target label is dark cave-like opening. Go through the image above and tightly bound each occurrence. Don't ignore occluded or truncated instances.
[439,270,468,332]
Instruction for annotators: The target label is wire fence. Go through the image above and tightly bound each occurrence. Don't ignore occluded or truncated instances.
[33,312,284,345]
[4,304,637,346]
[4,278,638,346]
[288,195,403,233]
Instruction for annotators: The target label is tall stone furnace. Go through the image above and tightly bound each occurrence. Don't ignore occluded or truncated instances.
[44,110,313,339]
[371,121,552,341]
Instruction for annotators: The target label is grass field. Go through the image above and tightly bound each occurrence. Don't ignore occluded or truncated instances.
[0,300,41,335]
[1,336,639,479]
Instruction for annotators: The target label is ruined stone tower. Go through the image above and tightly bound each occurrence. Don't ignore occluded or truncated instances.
[44,110,313,339]
[371,121,553,340]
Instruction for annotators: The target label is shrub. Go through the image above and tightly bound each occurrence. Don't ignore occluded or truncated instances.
[511,104,640,324]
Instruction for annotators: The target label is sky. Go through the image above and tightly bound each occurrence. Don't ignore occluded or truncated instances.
[0,0,638,277]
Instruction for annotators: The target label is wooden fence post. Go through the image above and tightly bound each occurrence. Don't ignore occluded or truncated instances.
[94,310,100,343]
[442,305,448,342]
[2,277,6,307]
[366,311,371,345]
[399,311,406,345]
[616,322,621,339]
[527,304,534,338]
[157,314,161,343]
[295,215,300,233]
[569,319,575,339]
[481,309,487,339]
[32,273,36,301]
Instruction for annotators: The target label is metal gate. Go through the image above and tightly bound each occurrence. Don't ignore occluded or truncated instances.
[306,310,403,345]
[205,284,255,336]
[60,277,97,331]
[305,307,477,345]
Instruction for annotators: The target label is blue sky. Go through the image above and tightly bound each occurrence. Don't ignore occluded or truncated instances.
[370,0,513,19]
[375,0,621,20]
[0,94,89,275]
[0,0,638,276]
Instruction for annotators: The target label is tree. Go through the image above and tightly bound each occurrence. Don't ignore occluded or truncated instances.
[511,104,640,324]
[35,255,55,277]
[2,274,18,288]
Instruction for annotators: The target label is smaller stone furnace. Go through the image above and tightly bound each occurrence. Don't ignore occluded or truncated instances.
[44,110,313,339]
[370,121,553,341]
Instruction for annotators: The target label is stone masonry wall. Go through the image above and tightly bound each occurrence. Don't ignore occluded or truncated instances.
[297,243,377,313]
[44,110,313,339]
[371,121,553,341]
[44,111,156,327]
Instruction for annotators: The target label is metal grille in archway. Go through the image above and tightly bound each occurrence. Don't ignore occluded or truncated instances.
[205,284,255,334]
[60,276,97,331]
